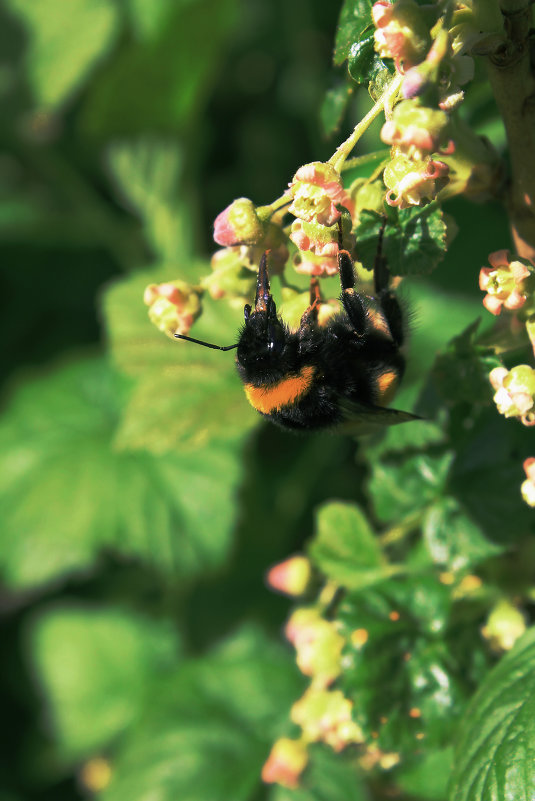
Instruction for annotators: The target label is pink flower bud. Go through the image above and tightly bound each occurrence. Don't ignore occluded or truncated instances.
[489,364,535,425]
[291,688,364,752]
[285,607,345,686]
[521,458,535,507]
[213,198,264,246]
[479,250,532,316]
[261,738,308,789]
[144,280,202,338]
[266,555,312,597]
[288,162,354,227]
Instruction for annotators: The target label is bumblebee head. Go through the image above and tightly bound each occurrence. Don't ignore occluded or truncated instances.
[236,253,294,380]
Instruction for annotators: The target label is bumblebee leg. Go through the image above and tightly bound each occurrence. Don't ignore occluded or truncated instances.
[371,221,405,347]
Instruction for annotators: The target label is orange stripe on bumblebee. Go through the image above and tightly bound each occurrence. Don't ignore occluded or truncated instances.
[375,369,400,406]
[244,365,316,414]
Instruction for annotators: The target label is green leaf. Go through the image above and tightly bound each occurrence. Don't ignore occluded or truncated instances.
[356,206,447,276]
[30,605,180,762]
[100,626,303,801]
[125,0,176,40]
[320,84,352,137]
[104,268,257,452]
[269,746,369,801]
[0,357,243,588]
[308,501,401,590]
[449,411,535,545]
[423,498,503,571]
[368,451,453,524]
[107,139,192,263]
[430,321,502,407]
[336,576,475,755]
[449,628,535,801]
[347,34,391,86]
[5,0,119,108]
[334,0,373,66]
[81,0,238,137]
[397,747,453,800]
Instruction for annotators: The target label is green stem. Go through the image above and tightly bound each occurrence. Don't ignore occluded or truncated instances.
[328,74,403,173]
[378,510,425,547]
[341,149,391,172]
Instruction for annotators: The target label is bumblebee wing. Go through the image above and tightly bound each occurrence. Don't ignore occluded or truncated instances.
[337,397,421,435]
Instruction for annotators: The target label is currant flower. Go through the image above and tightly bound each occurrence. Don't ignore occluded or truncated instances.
[292,250,340,277]
[381,100,453,161]
[479,250,532,315]
[383,153,449,208]
[290,219,339,257]
[285,607,345,687]
[521,458,535,507]
[372,0,431,71]
[489,365,535,426]
[288,162,354,227]
[291,688,364,752]
[261,738,309,789]
[143,280,202,338]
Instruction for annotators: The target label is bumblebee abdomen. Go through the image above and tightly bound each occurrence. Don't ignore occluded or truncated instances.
[244,365,316,415]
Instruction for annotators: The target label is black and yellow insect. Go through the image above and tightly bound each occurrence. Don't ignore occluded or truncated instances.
[176,227,418,432]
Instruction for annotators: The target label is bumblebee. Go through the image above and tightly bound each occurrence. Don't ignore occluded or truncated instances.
[176,228,418,432]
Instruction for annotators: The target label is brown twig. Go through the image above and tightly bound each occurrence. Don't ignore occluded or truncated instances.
[484,1,535,261]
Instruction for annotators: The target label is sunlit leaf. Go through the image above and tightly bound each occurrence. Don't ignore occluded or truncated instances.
[308,501,401,589]
[356,206,448,276]
[101,626,303,801]
[0,357,243,588]
[106,139,193,263]
[30,605,180,761]
[334,0,373,66]
[5,0,119,108]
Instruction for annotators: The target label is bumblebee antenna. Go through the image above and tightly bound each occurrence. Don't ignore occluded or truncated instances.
[174,333,238,351]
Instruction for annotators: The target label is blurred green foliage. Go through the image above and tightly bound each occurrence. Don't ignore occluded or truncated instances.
[0,1,534,801]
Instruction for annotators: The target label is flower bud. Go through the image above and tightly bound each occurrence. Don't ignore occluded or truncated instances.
[288,162,354,227]
[521,458,535,507]
[213,198,264,246]
[291,688,364,751]
[285,607,345,686]
[479,250,532,315]
[143,280,202,338]
[381,100,452,160]
[266,555,312,597]
[489,365,535,426]
[383,153,449,208]
[372,0,432,70]
[481,599,526,652]
[261,738,308,789]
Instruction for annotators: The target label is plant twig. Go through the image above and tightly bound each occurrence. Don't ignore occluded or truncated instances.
[483,0,535,261]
